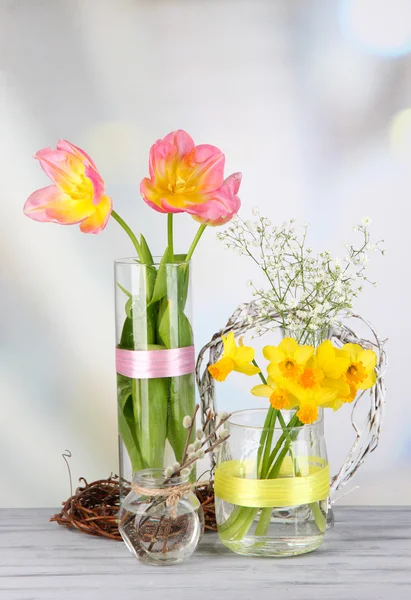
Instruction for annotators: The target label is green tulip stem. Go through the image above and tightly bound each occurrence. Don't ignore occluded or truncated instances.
[167,213,174,261]
[186,224,207,261]
[111,210,142,259]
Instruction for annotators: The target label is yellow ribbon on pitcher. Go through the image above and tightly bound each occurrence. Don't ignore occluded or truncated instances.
[214,456,330,508]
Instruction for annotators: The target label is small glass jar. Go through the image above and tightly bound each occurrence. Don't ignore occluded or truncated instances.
[118,469,204,565]
[215,409,329,557]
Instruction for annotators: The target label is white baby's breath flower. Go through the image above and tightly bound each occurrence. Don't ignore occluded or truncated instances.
[218,212,383,341]
[362,216,372,226]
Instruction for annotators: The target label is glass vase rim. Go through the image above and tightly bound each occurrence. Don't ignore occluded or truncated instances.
[115,256,191,267]
[227,408,323,431]
[132,467,190,488]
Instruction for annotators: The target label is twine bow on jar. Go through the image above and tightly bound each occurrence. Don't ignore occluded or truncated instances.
[131,482,198,518]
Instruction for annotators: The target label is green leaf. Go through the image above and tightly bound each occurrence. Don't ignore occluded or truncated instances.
[133,377,169,468]
[117,373,132,409]
[119,301,157,350]
[140,234,154,265]
[117,282,132,298]
[149,247,172,305]
[157,300,194,349]
[117,375,145,471]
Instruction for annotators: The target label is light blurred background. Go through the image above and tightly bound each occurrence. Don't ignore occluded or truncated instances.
[1,0,410,507]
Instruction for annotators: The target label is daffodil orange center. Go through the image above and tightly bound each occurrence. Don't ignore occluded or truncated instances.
[279,358,300,379]
[208,357,234,382]
[269,389,289,410]
[297,403,318,425]
[346,361,367,386]
[299,368,324,389]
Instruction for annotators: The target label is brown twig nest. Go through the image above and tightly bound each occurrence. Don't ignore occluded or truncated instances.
[51,475,217,540]
[195,480,217,532]
[50,475,123,541]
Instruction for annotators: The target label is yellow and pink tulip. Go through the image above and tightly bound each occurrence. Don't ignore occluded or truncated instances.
[23,140,112,234]
[140,130,241,226]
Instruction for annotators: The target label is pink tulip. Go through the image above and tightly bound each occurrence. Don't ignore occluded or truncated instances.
[140,130,241,225]
[24,140,112,234]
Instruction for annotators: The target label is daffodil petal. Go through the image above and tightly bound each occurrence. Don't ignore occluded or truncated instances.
[222,331,236,357]
[267,363,282,380]
[251,384,273,398]
[278,338,299,355]
[263,346,284,363]
[323,377,350,396]
[294,345,314,364]
[342,343,363,361]
[316,387,338,405]
[358,349,377,370]
[358,370,376,389]
[316,340,334,364]
[235,363,261,376]
[235,345,254,363]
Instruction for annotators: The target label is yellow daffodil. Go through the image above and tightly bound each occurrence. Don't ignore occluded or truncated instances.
[313,340,351,411]
[208,332,260,382]
[341,343,377,390]
[251,377,298,410]
[283,357,340,424]
[264,338,314,382]
[324,343,377,408]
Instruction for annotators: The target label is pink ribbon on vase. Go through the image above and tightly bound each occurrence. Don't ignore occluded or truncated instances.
[115,346,195,379]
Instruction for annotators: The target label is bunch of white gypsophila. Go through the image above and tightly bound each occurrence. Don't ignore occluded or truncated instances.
[217,210,385,345]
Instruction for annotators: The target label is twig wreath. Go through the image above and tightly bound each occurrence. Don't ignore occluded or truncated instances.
[196,301,386,501]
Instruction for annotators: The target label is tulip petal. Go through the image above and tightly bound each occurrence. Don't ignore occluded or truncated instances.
[148,139,177,183]
[56,139,98,169]
[85,164,105,205]
[23,185,67,222]
[35,148,84,187]
[80,195,112,233]
[184,144,225,192]
[189,172,241,226]
[45,198,95,224]
[163,130,195,159]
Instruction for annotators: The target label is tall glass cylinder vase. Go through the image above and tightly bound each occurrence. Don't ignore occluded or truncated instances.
[115,258,195,498]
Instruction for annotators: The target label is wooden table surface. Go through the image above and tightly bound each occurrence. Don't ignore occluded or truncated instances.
[1,507,410,600]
